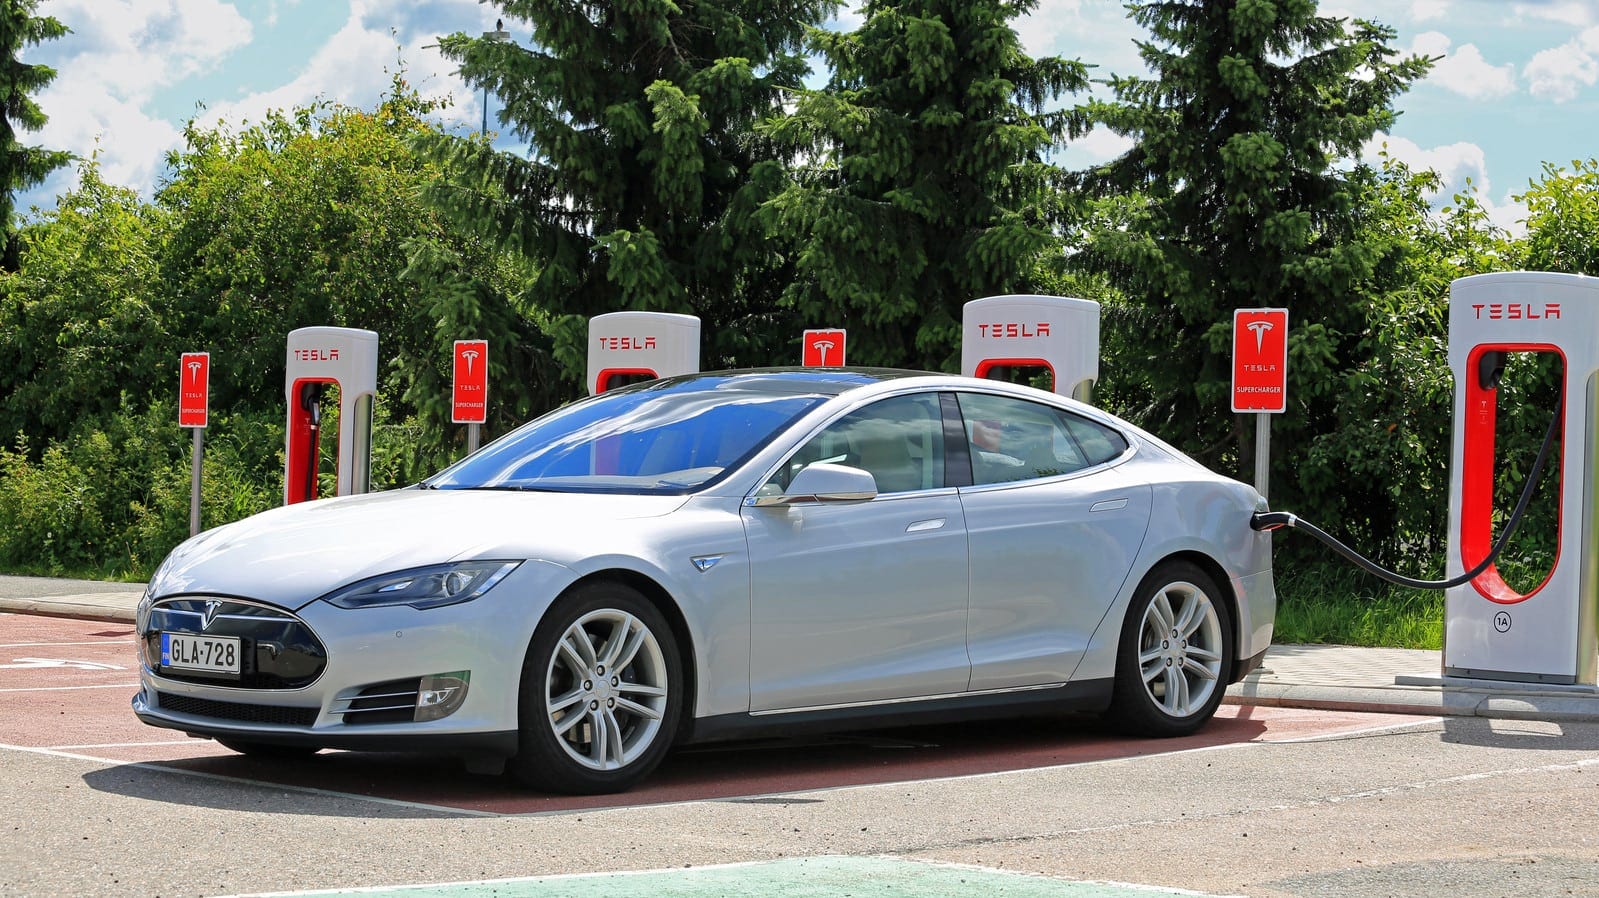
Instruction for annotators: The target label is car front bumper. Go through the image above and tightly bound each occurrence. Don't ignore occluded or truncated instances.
[131,566,564,759]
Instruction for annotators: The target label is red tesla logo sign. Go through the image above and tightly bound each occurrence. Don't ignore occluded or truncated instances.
[452,340,489,424]
[1232,309,1288,413]
[178,352,209,428]
[802,329,846,367]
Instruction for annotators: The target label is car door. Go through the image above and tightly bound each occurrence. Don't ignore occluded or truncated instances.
[954,391,1154,690]
[741,392,971,712]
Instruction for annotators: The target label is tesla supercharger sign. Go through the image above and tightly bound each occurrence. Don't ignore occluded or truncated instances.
[178,352,210,428]
[802,329,847,366]
[961,294,1099,401]
[452,340,489,424]
[1232,309,1289,413]
[1445,271,1599,685]
[1232,308,1288,501]
[179,352,210,536]
[587,311,701,394]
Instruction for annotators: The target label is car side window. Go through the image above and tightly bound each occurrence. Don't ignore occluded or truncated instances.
[766,393,946,496]
[1063,414,1129,466]
[956,393,1125,485]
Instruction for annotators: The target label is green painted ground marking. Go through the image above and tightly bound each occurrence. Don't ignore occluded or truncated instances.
[240,856,1238,898]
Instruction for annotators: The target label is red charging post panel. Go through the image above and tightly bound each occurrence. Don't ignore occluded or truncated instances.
[179,352,210,428]
[1232,309,1289,413]
[452,340,489,424]
[802,329,847,367]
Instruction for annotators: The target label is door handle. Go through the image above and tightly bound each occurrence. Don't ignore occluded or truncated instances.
[1090,498,1129,512]
[906,518,947,533]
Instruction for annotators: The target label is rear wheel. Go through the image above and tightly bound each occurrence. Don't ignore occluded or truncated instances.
[508,582,682,794]
[1106,560,1234,737]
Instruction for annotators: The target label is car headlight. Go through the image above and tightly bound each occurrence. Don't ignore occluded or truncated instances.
[321,561,521,610]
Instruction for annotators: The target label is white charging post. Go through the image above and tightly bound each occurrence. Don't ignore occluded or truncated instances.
[1444,271,1599,685]
[283,327,379,505]
[586,312,701,394]
[961,295,1099,400]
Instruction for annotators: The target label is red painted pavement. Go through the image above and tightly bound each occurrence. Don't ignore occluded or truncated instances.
[3,613,1426,815]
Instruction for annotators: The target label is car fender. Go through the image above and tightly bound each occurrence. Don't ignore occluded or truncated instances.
[521,498,753,721]
[1073,478,1274,684]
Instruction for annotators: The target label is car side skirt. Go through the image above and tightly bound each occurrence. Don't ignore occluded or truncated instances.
[683,678,1115,745]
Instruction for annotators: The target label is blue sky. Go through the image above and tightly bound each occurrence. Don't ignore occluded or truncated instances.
[18,0,1599,232]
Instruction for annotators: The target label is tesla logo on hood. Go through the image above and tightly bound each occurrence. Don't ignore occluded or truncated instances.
[202,600,222,630]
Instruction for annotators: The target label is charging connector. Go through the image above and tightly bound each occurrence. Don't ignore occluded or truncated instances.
[1251,395,1562,590]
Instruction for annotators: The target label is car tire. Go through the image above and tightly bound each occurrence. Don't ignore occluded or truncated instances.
[509,582,682,794]
[1106,560,1234,738]
[214,739,321,759]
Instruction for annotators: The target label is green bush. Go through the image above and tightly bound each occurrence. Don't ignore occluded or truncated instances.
[0,404,287,579]
[0,437,109,573]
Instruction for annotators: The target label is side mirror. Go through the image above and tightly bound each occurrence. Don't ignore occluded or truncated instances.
[748,462,878,507]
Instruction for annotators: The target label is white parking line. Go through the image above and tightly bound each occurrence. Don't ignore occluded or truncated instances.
[52,740,202,749]
[0,641,130,647]
[0,741,500,818]
[0,683,139,692]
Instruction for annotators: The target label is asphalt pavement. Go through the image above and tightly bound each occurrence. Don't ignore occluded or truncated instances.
[2,573,1597,722]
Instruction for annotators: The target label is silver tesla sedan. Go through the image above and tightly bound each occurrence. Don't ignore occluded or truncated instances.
[134,369,1275,794]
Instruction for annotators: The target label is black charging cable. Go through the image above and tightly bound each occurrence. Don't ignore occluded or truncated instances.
[1250,395,1564,590]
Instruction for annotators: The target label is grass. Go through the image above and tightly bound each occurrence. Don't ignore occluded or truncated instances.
[1271,553,1556,650]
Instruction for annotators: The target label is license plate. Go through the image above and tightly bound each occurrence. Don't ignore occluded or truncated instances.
[161,632,242,676]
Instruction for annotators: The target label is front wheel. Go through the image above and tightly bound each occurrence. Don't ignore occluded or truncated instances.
[509,582,682,794]
[1106,560,1234,737]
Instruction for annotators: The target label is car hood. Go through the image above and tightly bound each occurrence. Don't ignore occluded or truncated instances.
[149,488,689,608]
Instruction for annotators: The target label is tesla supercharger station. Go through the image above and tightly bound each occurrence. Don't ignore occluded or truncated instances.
[587,311,701,394]
[284,326,378,505]
[961,295,1100,401]
[1444,271,1599,685]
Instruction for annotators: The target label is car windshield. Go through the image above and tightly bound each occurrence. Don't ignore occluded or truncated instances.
[426,377,830,494]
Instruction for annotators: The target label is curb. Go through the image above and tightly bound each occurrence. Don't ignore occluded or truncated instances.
[1226,682,1599,722]
[0,595,137,624]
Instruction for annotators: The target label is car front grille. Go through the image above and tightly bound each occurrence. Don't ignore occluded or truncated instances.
[156,691,318,726]
[141,596,327,689]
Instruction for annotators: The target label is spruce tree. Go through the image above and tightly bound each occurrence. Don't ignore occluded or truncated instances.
[0,0,72,272]
[759,0,1088,371]
[418,0,832,387]
[1073,0,1430,480]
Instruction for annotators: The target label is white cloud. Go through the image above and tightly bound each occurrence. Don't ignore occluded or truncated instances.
[827,2,865,32]
[1017,0,1146,78]
[198,0,481,134]
[1512,1,1598,27]
[1364,133,1489,193]
[1361,134,1527,234]
[25,0,494,206]
[1524,26,1599,102]
[1408,31,1518,99]
[41,0,253,104]
[1074,126,1135,163]
[1411,0,1450,22]
[24,0,250,202]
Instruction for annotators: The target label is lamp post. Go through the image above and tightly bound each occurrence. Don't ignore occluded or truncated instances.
[481,19,511,135]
